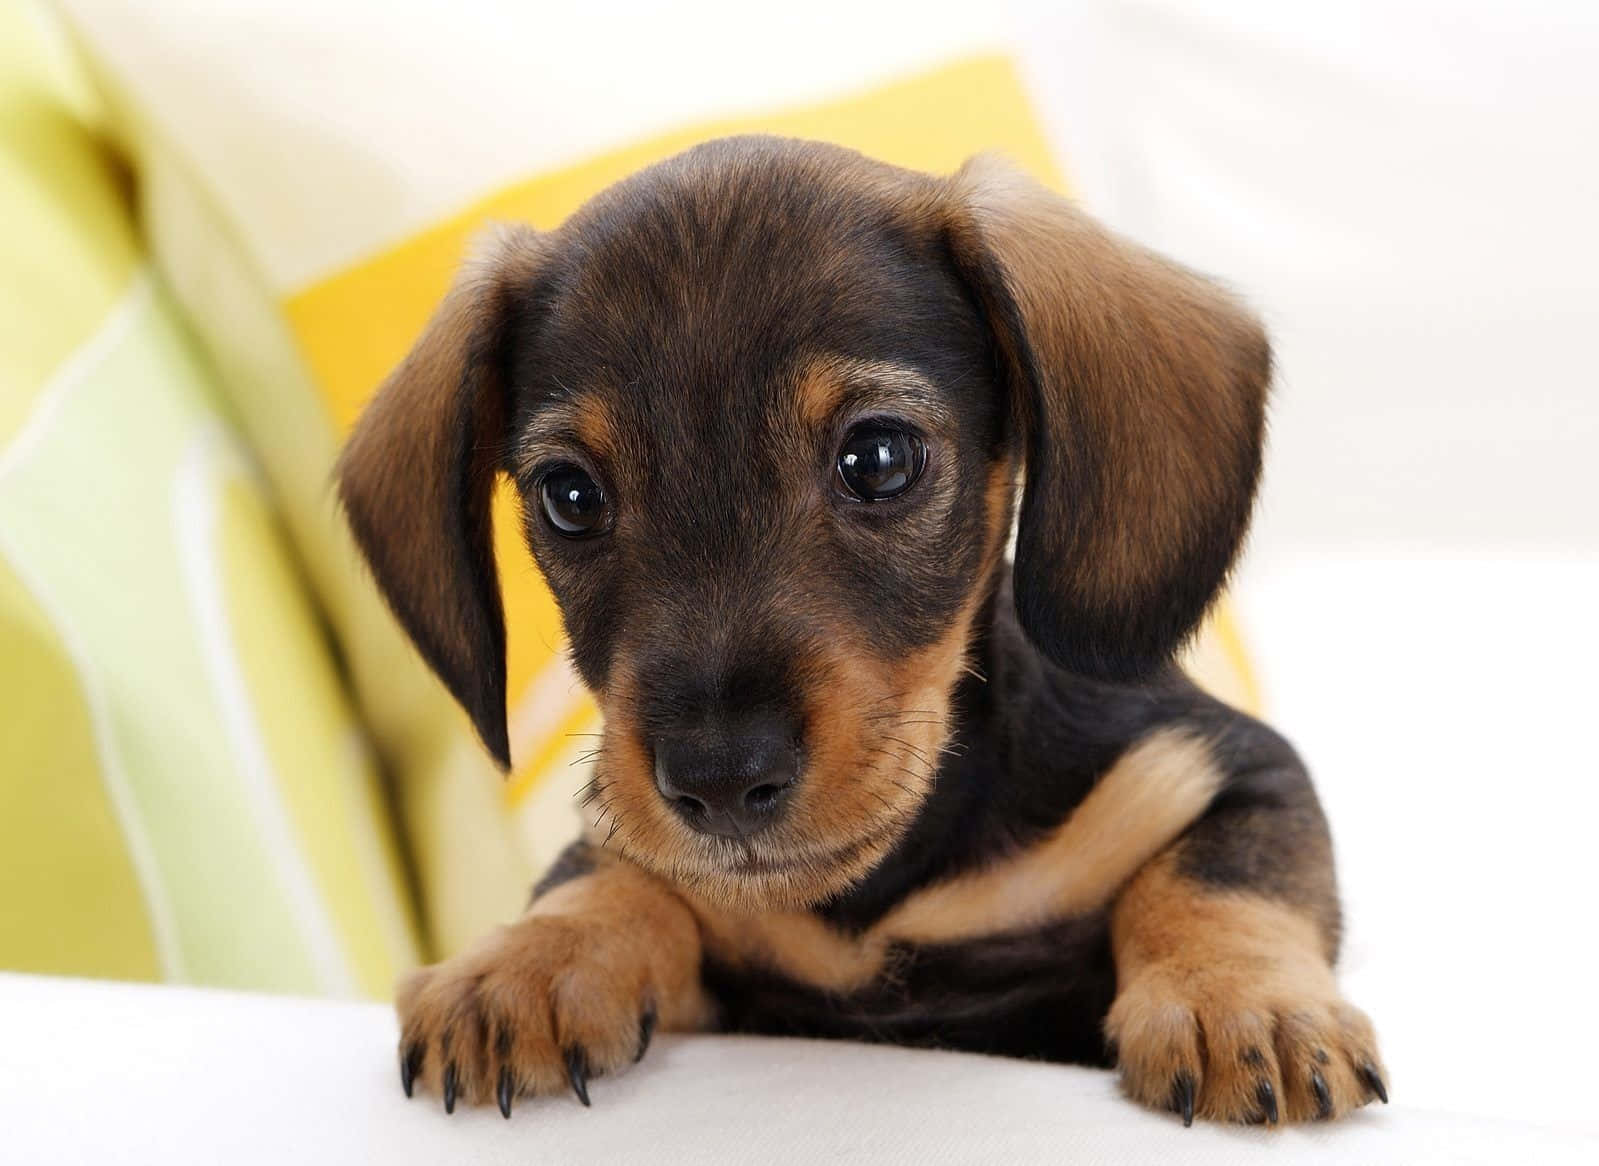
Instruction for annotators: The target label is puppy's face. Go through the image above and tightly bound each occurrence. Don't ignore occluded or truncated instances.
[507,170,1013,907]
[340,138,1270,912]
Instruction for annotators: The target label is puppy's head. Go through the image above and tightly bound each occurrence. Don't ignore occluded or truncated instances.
[339,137,1268,912]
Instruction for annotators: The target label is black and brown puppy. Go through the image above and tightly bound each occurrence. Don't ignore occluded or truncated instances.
[339,136,1385,1127]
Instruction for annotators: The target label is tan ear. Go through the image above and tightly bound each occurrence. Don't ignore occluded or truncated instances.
[946,157,1270,681]
[336,228,544,769]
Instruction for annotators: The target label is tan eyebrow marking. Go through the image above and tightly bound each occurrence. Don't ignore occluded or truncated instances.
[793,356,952,431]
[575,396,619,461]
[510,395,621,479]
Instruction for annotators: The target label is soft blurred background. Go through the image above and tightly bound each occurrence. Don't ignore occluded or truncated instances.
[2,0,1595,1145]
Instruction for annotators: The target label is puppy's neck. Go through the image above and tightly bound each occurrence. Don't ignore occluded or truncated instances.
[813,572,1197,934]
[813,578,1048,930]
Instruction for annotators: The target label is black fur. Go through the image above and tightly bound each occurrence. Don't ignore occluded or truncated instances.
[704,916,1118,1065]
[529,840,598,905]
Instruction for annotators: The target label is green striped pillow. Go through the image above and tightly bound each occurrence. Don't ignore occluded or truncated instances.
[0,0,419,997]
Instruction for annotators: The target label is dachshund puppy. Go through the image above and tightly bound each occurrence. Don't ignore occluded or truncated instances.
[339,136,1385,1126]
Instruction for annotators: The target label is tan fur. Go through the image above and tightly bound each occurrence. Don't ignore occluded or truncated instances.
[337,226,547,766]
[1106,852,1387,1124]
[691,899,882,991]
[793,358,849,431]
[792,356,954,432]
[947,156,1268,612]
[880,730,1223,945]
[342,224,544,565]
[396,855,712,1108]
[574,396,621,465]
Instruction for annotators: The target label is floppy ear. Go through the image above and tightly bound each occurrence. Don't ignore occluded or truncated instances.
[946,157,1270,681]
[336,228,544,769]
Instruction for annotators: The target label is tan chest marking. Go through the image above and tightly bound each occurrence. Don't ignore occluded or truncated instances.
[692,727,1225,992]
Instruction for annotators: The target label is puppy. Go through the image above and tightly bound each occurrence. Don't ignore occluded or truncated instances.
[339,136,1385,1126]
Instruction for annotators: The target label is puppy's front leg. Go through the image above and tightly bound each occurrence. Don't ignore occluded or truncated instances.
[1106,748,1387,1126]
[396,843,713,1115]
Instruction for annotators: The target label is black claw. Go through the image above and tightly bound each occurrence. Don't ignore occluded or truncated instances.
[1359,1063,1388,1105]
[1310,1069,1333,1120]
[400,1043,421,1099]
[497,1067,514,1119]
[1171,1071,1196,1128]
[636,1006,658,1063]
[442,1062,458,1115]
[1256,1079,1279,1124]
[564,1046,591,1107]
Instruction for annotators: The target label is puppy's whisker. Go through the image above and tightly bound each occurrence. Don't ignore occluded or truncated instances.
[881,735,932,766]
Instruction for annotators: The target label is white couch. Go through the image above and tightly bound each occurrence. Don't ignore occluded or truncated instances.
[5,968,1595,1164]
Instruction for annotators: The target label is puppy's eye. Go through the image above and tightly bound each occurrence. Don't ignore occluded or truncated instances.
[539,465,608,536]
[836,425,926,502]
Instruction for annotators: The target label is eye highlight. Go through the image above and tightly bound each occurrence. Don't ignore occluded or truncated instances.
[539,464,609,536]
[835,424,926,502]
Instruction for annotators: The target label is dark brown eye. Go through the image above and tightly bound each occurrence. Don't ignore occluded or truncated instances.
[836,425,926,501]
[539,465,608,536]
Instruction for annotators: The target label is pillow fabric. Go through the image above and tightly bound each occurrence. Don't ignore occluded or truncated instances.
[54,0,1258,957]
[0,0,419,995]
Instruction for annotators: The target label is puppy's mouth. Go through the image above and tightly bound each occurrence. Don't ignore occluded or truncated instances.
[666,794,918,912]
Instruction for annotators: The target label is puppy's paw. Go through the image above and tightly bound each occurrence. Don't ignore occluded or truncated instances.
[396,909,699,1116]
[1106,963,1387,1126]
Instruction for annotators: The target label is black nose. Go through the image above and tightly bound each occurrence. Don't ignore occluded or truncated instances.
[652,717,801,838]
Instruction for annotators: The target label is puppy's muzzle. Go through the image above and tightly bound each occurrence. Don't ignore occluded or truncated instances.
[652,714,802,838]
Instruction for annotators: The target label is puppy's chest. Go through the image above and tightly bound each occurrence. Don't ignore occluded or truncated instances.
[699,914,1117,1066]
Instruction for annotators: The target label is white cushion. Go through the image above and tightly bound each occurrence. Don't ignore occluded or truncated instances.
[5,972,1593,1164]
